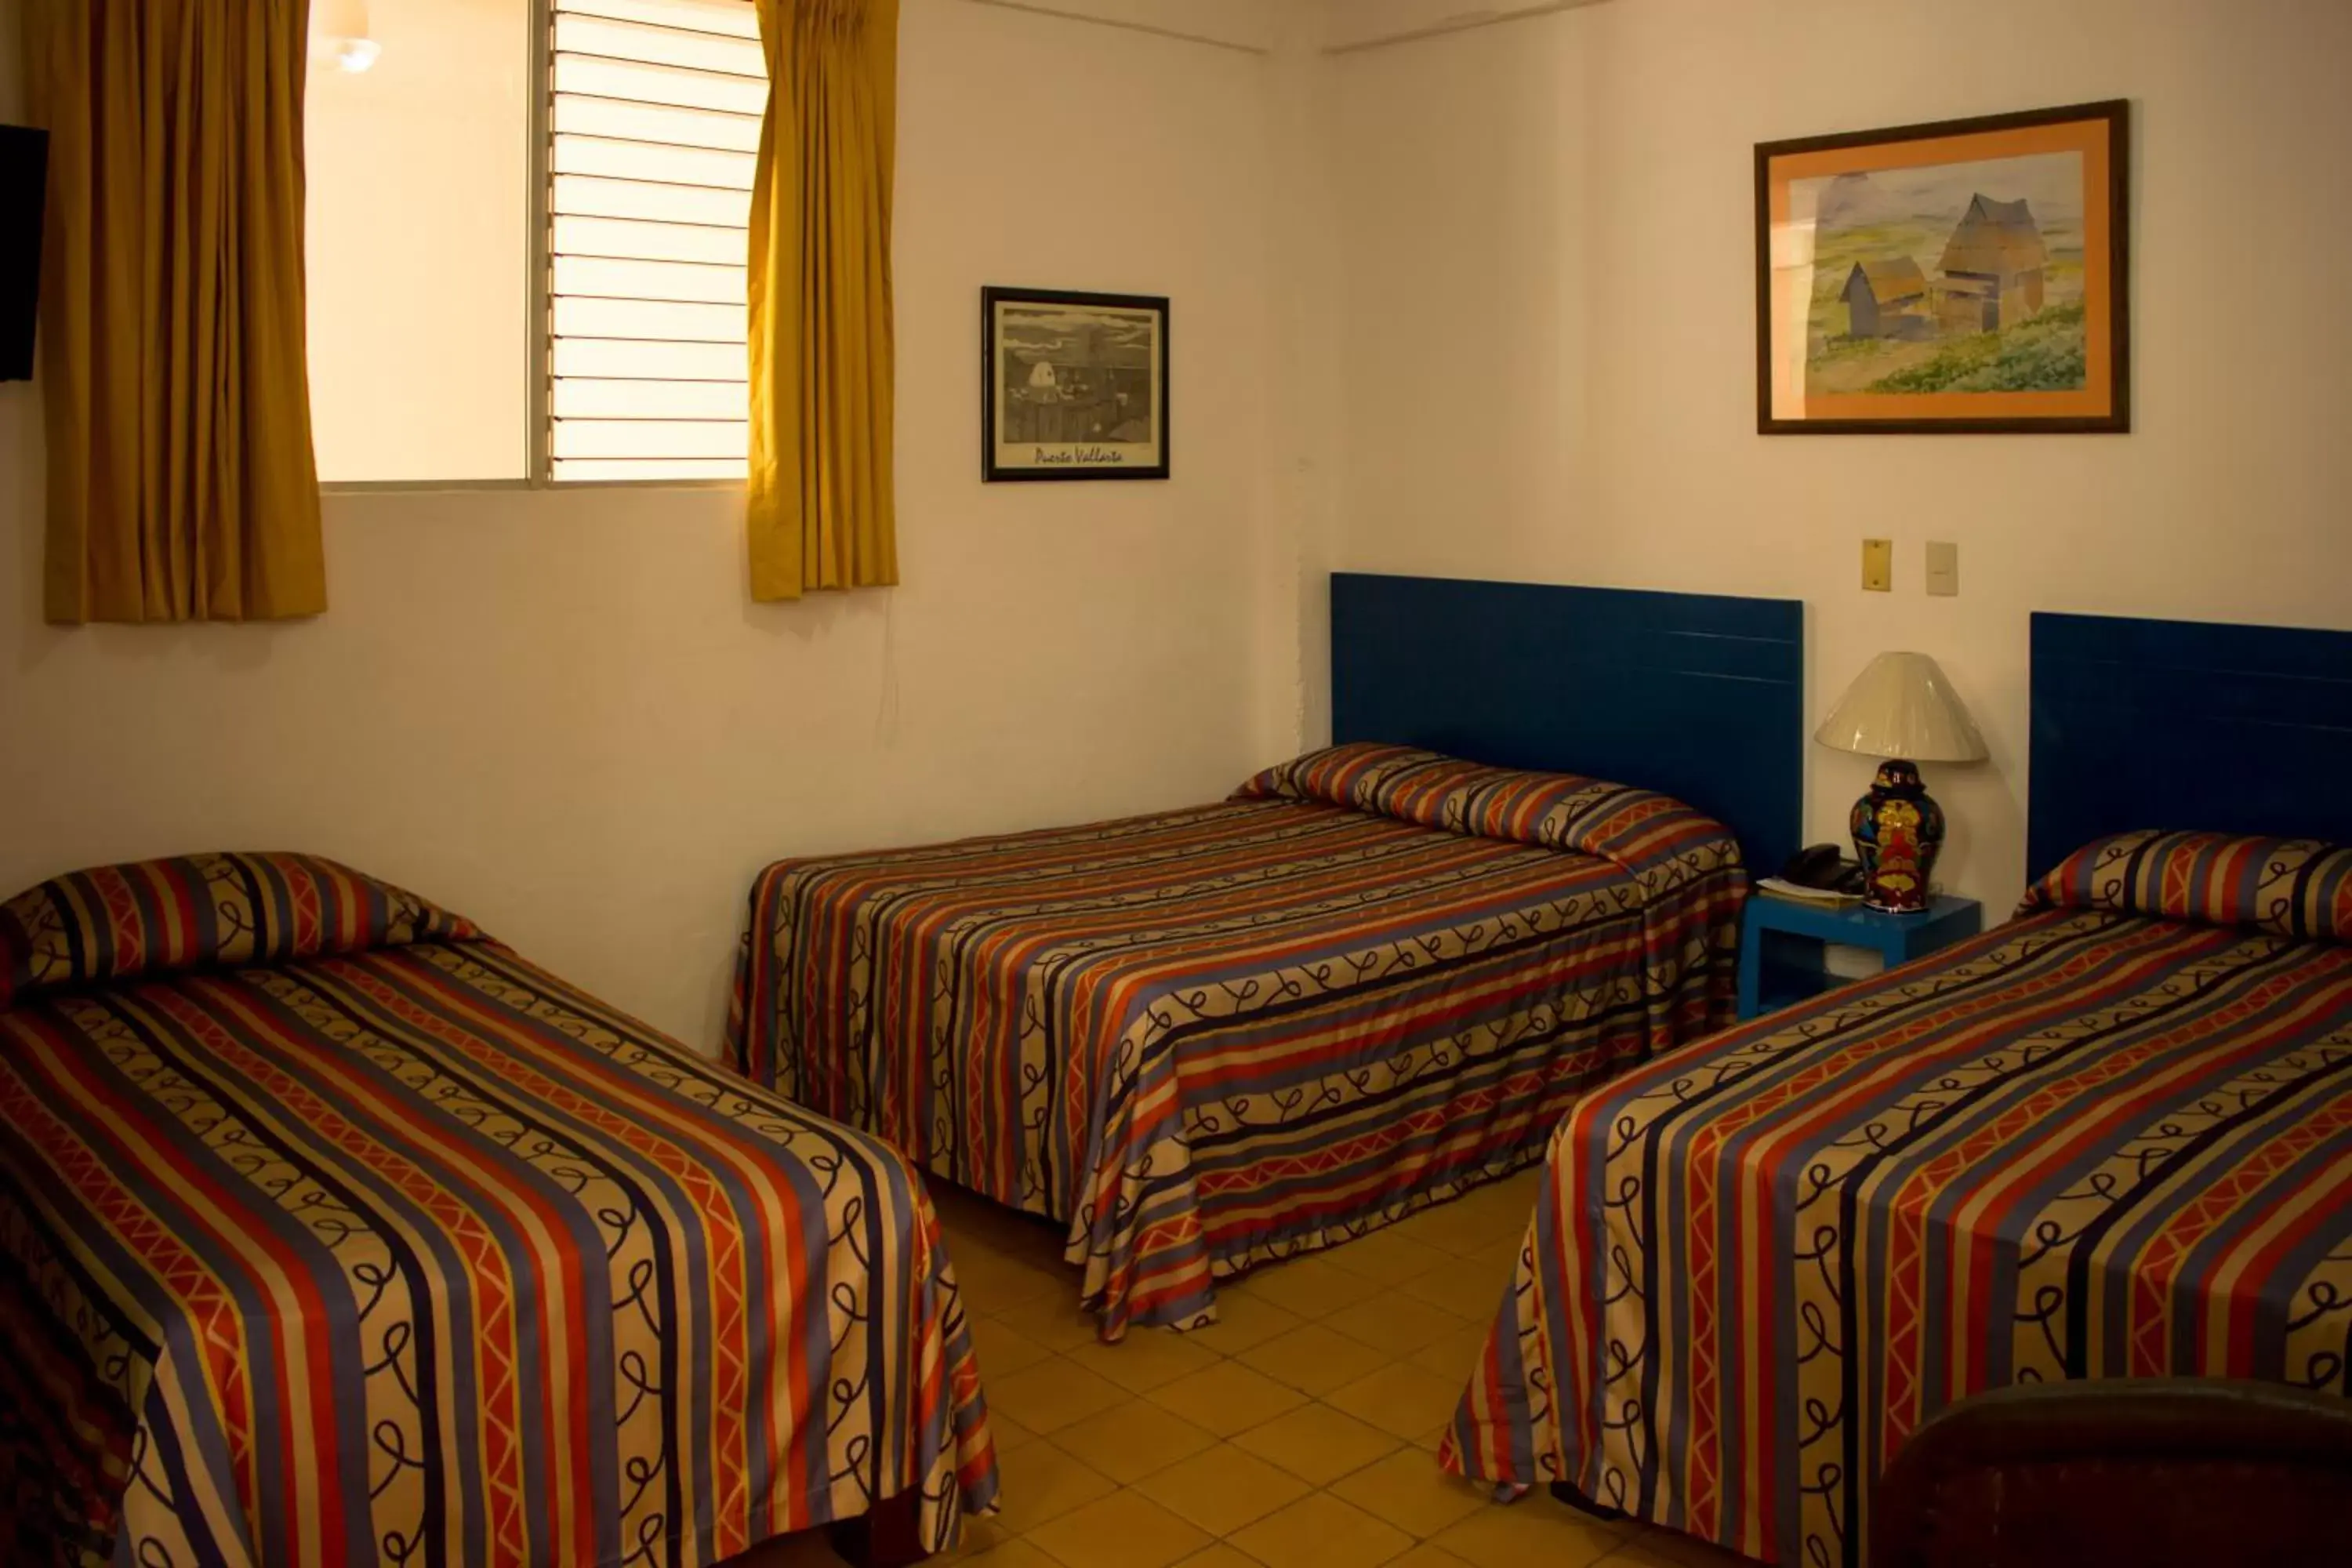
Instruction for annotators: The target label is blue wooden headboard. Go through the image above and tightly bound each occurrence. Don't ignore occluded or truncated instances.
[2029,611,2352,880]
[1330,572,1806,876]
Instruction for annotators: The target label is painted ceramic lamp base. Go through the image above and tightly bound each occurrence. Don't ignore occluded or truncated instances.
[1849,759,1945,913]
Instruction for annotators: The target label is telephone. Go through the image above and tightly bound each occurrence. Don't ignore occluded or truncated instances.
[1779,843,1865,895]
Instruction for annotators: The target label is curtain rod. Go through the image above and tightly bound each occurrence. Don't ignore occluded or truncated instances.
[1321,0,1605,56]
[950,0,1272,56]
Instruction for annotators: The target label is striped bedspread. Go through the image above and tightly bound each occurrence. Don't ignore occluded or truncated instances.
[0,854,997,1568]
[1443,831,2352,1567]
[729,744,1744,1338]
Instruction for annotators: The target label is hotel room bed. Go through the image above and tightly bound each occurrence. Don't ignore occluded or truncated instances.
[1443,611,2352,1568]
[729,742,1749,1338]
[0,854,996,1568]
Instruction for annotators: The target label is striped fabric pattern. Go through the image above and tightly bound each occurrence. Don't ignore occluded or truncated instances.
[0,852,480,1007]
[1239,742,1723,866]
[1230,739,1425,807]
[1443,891,2352,1567]
[1241,746,1748,1054]
[2021,828,2352,942]
[730,757,1744,1339]
[0,864,996,1568]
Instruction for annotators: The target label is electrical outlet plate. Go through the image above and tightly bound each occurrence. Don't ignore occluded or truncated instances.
[1926,540,1959,597]
[1862,538,1892,592]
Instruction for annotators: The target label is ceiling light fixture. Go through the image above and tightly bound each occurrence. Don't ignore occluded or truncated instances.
[312,0,381,74]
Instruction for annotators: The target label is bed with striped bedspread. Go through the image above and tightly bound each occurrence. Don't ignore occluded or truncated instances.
[728,743,1746,1339]
[1443,831,2352,1567]
[0,854,996,1568]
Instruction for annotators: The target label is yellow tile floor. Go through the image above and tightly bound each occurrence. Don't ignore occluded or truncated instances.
[734,1167,1755,1568]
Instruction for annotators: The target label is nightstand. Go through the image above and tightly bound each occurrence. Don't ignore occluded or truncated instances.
[1736,891,1983,1022]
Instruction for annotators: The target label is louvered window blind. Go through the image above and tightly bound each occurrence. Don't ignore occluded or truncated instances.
[546,0,761,481]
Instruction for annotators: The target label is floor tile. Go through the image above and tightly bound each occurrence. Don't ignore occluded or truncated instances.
[937,1510,1018,1560]
[1328,1447,1489,1539]
[1376,1200,1454,1242]
[1379,1209,1490,1261]
[956,1541,1062,1568]
[1324,1294,1469,1356]
[1399,1188,1534,1259]
[1319,1226,1452,1287]
[1228,1490,1414,1568]
[1227,1253,1366,1319]
[953,1247,1073,1314]
[1383,1544,1478,1567]
[1229,1401,1400,1486]
[1134,1442,1312,1536]
[1494,1167,1544,1200]
[985,1356,1129,1436]
[1147,1359,1309,1438]
[1461,1177,1541,1221]
[1024,1489,1212,1568]
[1061,1323,1224,1394]
[1396,1261,1513,1324]
[986,1439,1119,1534]
[1046,1396,1218,1485]
[1180,1290,1305,1356]
[1462,1236,1523,1277]
[987,1410,1041,1453]
[1173,1548,1263,1568]
[1406,1324,1492,1384]
[1430,1497,1626,1568]
[1326,1362,1468,1441]
[1236,1322,1391,1396]
[970,1312,1056,1377]
[1602,1545,1692,1568]
[1439,1213,1532,1259]
[1610,1525,1762,1566]
[991,1296,1110,1355]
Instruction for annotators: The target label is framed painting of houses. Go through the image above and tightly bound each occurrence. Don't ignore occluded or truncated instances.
[1755,100,2129,434]
[982,287,1171,480]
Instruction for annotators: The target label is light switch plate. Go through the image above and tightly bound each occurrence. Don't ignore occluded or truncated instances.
[1926,539,1959,597]
[1862,538,1892,592]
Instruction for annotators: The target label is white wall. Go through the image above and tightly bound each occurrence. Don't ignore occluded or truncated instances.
[1323,0,2352,909]
[0,0,1283,1047]
[1250,0,1348,760]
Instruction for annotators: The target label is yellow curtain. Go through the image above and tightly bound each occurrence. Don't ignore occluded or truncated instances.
[746,0,898,601]
[21,0,325,624]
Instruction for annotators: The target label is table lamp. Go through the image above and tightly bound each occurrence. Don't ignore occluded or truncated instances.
[1815,652,1987,913]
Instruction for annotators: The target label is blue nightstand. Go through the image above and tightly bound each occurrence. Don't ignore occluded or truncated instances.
[1736,891,1983,1021]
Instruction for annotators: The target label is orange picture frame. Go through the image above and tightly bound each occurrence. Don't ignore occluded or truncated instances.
[1755,100,2130,434]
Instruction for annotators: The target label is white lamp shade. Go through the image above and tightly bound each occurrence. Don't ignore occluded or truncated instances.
[1815,651,1988,763]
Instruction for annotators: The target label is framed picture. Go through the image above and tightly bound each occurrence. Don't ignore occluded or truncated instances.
[1755,100,2129,434]
[982,286,1169,481]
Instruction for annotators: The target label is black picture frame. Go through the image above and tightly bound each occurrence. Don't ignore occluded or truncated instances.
[1754,99,2130,435]
[981,286,1170,481]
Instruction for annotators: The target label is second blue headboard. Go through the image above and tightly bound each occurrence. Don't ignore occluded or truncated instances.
[2029,611,2352,879]
[1330,572,1806,877]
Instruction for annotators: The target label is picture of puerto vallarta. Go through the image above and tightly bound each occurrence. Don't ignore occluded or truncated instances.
[982,286,1170,481]
[1792,150,2086,397]
[997,303,1158,447]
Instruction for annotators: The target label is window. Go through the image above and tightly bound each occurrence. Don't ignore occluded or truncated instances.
[546,0,762,482]
[302,0,764,486]
[305,0,532,483]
